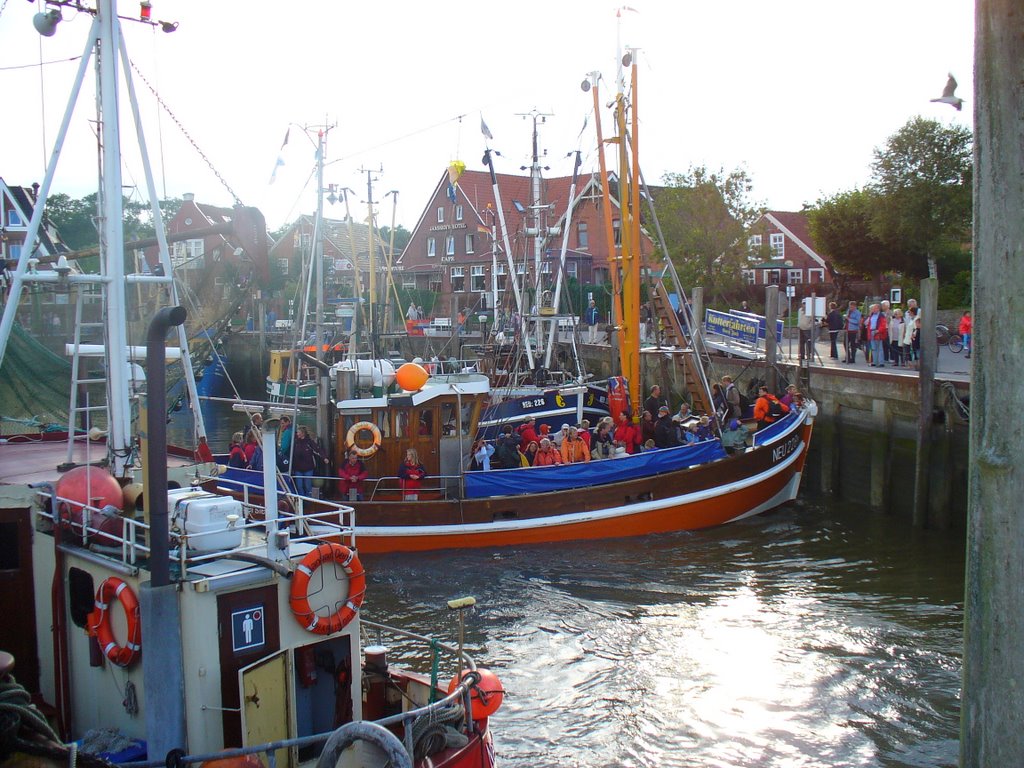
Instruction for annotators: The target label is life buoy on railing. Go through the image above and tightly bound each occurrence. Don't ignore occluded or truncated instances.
[87,577,141,668]
[290,543,366,635]
[346,421,381,458]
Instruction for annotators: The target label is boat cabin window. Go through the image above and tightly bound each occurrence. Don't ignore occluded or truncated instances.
[374,411,391,438]
[68,568,96,628]
[418,410,434,437]
[393,409,409,438]
[0,523,18,570]
[441,403,459,436]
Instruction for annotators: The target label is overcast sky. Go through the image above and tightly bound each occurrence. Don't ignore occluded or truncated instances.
[2,1,973,232]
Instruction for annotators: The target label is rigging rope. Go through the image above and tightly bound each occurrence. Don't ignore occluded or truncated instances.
[127,57,244,205]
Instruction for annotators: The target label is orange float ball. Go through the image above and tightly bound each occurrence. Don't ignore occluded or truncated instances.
[395,362,429,392]
[55,466,124,543]
[447,667,504,719]
[201,754,265,768]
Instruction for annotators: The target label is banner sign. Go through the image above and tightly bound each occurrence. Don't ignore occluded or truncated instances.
[704,310,782,344]
[704,309,760,344]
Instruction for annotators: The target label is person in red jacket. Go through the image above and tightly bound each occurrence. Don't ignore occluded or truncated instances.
[958,310,972,358]
[533,438,562,466]
[398,448,427,500]
[517,416,540,448]
[613,411,640,454]
[867,303,888,368]
[337,449,369,500]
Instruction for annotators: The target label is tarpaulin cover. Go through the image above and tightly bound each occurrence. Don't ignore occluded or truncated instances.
[752,409,801,445]
[464,440,728,499]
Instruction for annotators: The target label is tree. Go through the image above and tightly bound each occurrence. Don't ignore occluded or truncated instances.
[45,192,186,249]
[378,225,412,256]
[807,189,906,294]
[654,165,762,298]
[870,116,972,278]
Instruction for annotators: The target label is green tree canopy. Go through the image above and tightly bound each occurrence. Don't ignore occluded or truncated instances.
[654,165,761,296]
[807,188,905,293]
[869,116,972,277]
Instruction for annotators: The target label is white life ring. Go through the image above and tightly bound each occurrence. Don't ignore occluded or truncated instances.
[346,421,381,458]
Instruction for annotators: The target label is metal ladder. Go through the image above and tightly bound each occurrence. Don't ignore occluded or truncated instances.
[63,284,109,468]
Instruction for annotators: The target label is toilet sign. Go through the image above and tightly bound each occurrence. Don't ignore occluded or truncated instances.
[231,605,266,653]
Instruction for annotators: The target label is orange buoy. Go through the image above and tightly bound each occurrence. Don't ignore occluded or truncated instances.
[395,362,429,392]
[448,667,504,719]
[201,754,265,768]
[55,466,124,543]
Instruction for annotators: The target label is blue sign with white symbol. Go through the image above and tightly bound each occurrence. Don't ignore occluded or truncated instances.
[231,605,266,653]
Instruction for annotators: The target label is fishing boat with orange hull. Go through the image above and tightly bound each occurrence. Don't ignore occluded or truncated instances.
[211,46,816,554]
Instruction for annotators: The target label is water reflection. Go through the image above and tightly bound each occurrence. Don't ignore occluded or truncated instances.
[362,502,962,768]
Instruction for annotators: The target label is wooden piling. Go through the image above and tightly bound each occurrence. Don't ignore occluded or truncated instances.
[817,395,839,496]
[870,398,890,511]
[764,285,779,393]
[912,277,937,526]
[961,0,1024,762]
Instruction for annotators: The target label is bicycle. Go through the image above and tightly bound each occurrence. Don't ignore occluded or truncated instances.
[935,324,964,353]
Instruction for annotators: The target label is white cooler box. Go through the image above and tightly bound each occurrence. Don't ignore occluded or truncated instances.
[168,489,243,552]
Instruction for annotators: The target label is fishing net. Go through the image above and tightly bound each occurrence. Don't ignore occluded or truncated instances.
[0,320,78,435]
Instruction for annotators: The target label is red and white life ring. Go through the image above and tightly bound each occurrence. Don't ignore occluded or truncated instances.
[290,543,366,635]
[346,421,381,458]
[87,577,142,668]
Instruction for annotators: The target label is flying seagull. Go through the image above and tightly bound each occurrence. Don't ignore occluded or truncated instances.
[931,74,964,111]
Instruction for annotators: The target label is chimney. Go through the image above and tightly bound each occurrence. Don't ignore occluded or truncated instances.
[183,192,195,202]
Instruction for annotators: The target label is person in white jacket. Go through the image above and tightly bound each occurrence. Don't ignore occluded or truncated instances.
[889,309,905,366]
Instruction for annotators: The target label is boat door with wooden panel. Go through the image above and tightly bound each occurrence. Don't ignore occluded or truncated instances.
[0,507,39,693]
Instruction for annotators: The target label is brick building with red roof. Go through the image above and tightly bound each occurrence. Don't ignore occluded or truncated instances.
[398,168,655,318]
[743,210,833,293]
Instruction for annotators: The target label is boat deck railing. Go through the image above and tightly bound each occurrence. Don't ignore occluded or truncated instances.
[365,474,461,502]
[33,487,355,578]
[118,618,484,768]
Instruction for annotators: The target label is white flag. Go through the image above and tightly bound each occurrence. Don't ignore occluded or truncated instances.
[269,127,290,184]
[480,115,493,141]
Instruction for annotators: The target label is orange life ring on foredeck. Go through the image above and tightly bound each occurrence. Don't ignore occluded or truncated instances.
[87,577,142,668]
[346,421,381,458]
[290,543,366,635]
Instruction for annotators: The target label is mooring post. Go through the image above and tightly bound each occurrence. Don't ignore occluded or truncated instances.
[961,0,1024,762]
[869,398,890,511]
[764,285,779,393]
[817,394,838,496]
[690,287,704,348]
[912,278,938,526]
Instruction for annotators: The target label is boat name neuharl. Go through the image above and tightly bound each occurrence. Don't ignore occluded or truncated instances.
[428,223,468,232]
[772,435,801,463]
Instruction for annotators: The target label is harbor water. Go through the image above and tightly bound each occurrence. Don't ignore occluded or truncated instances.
[171,404,963,768]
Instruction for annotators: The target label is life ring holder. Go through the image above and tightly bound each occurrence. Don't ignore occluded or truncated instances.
[346,421,381,458]
[290,543,367,635]
[87,577,142,668]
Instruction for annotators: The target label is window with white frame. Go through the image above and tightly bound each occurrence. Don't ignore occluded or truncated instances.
[612,219,621,246]
[768,269,781,285]
[402,274,416,289]
[769,233,784,259]
[540,261,552,274]
[437,207,445,223]
[455,205,464,221]
[427,238,436,258]
[787,269,803,284]
[300,233,312,250]
[428,274,442,293]
[451,266,465,292]
[445,236,455,256]
[742,269,755,285]
[471,265,486,292]
[516,262,526,277]
[808,268,825,284]
[7,210,23,227]
[577,221,589,249]
[465,234,474,254]
[567,261,578,278]
[9,244,21,262]
[171,239,204,269]
[594,267,609,285]
[494,263,507,291]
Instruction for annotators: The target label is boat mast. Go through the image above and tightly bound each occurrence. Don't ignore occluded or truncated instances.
[617,47,642,418]
[543,150,582,371]
[362,167,380,358]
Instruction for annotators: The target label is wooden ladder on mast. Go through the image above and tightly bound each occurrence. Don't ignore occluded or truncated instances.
[648,280,714,416]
